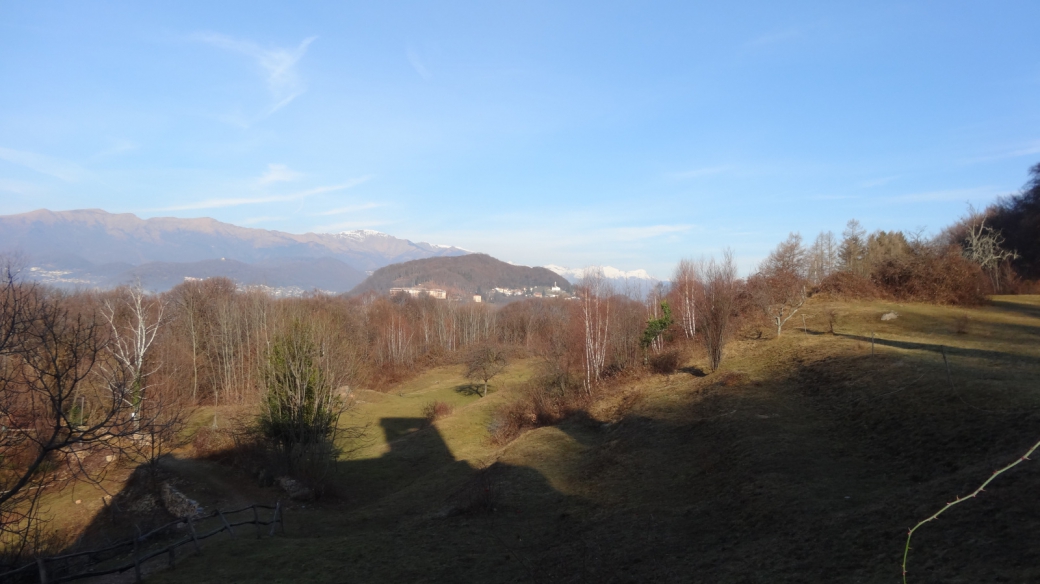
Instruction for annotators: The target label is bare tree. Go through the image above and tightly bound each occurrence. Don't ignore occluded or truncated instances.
[695,250,738,372]
[577,268,612,394]
[672,259,699,340]
[100,284,165,428]
[961,209,1019,292]
[465,344,508,397]
[1,284,138,562]
[807,231,838,285]
[839,219,868,276]
[753,233,809,337]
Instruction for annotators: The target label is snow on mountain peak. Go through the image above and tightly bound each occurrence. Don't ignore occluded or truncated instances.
[543,264,656,282]
[336,229,389,241]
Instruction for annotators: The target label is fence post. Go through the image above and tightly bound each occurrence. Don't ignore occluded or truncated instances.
[871,332,875,357]
[36,557,47,584]
[269,501,281,537]
[187,517,202,554]
[218,509,235,538]
[132,537,142,583]
[802,314,807,334]
[253,506,261,539]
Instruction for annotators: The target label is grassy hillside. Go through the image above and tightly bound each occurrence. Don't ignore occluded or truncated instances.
[80,296,1040,582]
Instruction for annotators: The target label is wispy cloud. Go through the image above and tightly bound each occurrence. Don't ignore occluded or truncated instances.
[193,32,317,116]
[0,147,86,181]
[154,177,372,211]
[407,46,432,80]
[668,166,732,180]
[886,186,1001,204]
[258,163,303,185]
[0,178,46,195]
[858,175,899,188]
[967,141,1040,163]
[316,202,384,216]
[240,216,286,225]
[310,219,397,233]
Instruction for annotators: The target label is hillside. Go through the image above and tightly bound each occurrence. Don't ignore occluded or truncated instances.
[118,295,1040,583]
[349,253,573,297]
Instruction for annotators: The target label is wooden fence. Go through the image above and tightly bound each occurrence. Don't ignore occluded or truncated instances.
[0,502,283,584]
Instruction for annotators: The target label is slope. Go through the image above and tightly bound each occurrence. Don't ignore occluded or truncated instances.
[128,296,1040,582]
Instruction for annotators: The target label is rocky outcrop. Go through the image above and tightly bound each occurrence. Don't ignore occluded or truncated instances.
[161,482,203,518]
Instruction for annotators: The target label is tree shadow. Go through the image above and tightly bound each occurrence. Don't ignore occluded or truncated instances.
[454,383,485,396]
[990,298,1040,320]
[679,366,707,377]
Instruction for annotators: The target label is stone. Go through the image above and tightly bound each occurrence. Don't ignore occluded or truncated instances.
[881,312,899,321]
[161,482,203,519]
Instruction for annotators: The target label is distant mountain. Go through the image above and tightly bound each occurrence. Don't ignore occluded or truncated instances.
[0,209,468,292]
[350,254,573,298]
[541,264,660,295]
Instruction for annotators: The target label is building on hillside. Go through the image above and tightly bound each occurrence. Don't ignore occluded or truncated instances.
[390,287,447,299]
[473,295,482,303]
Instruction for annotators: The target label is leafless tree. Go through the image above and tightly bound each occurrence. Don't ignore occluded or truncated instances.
[839,219,868,276]
[100,284,165,428]
[465,344,507,398]
[695,250,738,372]
[753,233,809,337]
[807,231,839,285]
[961,209,1019,292]
[577,268,612,394]
[0,282,139,562]
[672,259,699,340]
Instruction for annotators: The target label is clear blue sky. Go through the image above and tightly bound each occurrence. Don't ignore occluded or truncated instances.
[1,2,1038,277]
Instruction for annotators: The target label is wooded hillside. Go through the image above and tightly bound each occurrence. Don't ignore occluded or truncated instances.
[348,253,573,297]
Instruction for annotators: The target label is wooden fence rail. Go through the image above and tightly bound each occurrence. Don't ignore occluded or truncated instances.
[0,502,283,584]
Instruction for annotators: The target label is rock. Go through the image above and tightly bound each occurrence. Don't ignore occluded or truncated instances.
[881,312,899,321]
[161,482,203,518]
[276,476,315,501]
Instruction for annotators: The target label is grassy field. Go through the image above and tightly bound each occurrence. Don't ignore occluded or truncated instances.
[69,296,1040,582]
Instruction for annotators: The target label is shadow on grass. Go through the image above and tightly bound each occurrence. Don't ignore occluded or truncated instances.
[837,332,1040,365]
[454,383,486,397]
[990,299,1040,321]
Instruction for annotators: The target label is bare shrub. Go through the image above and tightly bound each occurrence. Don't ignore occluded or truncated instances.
[648,350,681,375]
[487,383,589,445]
[695,250,739,372]
[422,400,454,423]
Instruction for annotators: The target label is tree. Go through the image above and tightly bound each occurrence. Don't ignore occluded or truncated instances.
[1,276,140,562]
[695,250,738,372]
[258,317,342,473]
[959,209,1019,292]
[577,268,612,394]
[640,300,673,358]
[753,233,808,337]
[671,259,699,339]
[839,219,868,275]
[465,344,507,398]
[100,284,165,428]
[807,231,838,285]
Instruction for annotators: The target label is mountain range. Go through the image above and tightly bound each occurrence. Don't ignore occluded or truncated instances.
[0,209,469,293]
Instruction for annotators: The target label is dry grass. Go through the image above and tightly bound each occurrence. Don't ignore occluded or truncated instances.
[27,296,1040,583]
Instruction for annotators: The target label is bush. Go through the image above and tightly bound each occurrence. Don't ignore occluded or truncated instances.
[422,401,454,423]
[648,350,682,375]
[487,383,589,445]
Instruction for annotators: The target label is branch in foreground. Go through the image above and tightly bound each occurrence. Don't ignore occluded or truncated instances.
[901,437,1040,583]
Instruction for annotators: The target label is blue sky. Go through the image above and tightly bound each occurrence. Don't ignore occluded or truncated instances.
[1,2,1038,277]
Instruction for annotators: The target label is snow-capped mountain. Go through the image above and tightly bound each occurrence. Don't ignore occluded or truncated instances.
[542,264,661,298]
[542,264,657,284]
[0,209,470,292]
